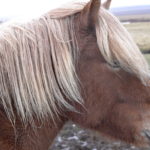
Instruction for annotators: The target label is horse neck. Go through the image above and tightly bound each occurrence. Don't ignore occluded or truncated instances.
[0,110,67,150]
[20,119,66,150]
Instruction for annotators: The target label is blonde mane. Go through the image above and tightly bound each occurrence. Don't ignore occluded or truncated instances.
[96,8,150,84]
[0,8,82,123]
[0,2,149,123]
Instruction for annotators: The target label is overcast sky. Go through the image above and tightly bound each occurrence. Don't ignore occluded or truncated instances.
[0,0,150,19]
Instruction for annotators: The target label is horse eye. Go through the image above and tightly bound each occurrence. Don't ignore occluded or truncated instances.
[113,61,120,68]
[108,61,120,69]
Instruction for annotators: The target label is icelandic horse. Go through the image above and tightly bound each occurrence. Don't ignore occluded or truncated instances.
[0,0,150,149]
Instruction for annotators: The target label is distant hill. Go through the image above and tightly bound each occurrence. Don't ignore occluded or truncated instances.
[0,17,12,23]
[111,5,150,22]
[111,5,150,16]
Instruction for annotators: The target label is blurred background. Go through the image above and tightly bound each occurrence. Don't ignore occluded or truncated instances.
[0,0,150,149]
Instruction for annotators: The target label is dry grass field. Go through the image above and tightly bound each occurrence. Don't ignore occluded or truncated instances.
[124,22,150,64]
[124,22,150,51]
[119,14,150,23]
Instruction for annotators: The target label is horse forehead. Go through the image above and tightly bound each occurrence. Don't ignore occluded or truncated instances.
[74,16,96,39]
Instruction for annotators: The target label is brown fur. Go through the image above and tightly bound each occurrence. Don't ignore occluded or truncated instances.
[0,0,150,149]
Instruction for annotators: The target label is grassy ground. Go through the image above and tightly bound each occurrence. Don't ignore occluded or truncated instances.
[50,122,147,150]
[124,22,150,52]
[119,14,150,23]
[124,22,150,64]
[144,54,150,63]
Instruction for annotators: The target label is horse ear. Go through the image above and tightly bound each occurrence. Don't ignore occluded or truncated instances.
[103,0,112,10]
[80,0,101,30]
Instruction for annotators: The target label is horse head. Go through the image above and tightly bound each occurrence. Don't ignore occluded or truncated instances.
[68,0,150,146]
[0,0,150,149]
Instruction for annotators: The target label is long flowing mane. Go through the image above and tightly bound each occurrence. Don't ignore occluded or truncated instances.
[96,8,150,84]
[0,7,82,123]
[0,2,149,123]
